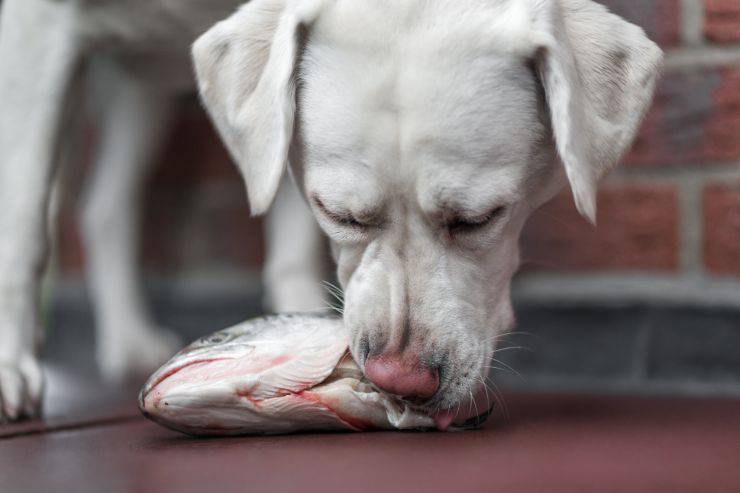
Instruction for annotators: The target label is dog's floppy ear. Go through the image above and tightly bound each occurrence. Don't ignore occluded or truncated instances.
[192,0,322,215]
[532,0,663,223]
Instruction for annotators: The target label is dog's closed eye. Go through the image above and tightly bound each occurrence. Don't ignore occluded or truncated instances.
[446,206,506,235]
[312,195,371,229]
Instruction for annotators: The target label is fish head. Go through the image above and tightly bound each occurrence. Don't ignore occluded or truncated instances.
[139,315,349,434]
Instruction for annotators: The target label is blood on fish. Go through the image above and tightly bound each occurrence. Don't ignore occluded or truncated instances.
[296,391,371,431]
[235,388,262,408]
[275,381,314,396]
[269,354,292,366]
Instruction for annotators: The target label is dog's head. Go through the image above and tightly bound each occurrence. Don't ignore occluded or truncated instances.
[193,0,662,419]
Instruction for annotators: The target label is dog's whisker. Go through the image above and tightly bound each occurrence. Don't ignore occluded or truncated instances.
[487,336,532,352]
[322,288,345,306]
[482,364,522,380]
[320,282,345,307]
[321,279,343,291]
[492,345,531,354]
[322,302,344,315]
[320,280,345,299]
[469,385,480,421]
[475,375,492,412]
[485,377,509,422]
[497,330,540,340]
[323,285,344,300]
[490,358,525,381]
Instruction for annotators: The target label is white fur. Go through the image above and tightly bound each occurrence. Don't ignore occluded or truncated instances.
[530,0,663,222]
[0,0,80,421]
[0,0,661,420]
[80,58,182,382]
[0,0,325,421]
[194,0,662,413]
[192,0,328,215]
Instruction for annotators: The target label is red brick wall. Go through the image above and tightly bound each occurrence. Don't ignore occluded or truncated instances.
[521,185,680,271]
[704,182,740,274]
[55,102,265,278]
[705,0,740,42]
[521,0,740,288]
[54,1,740,303]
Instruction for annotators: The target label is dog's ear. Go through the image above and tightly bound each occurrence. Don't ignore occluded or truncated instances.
[192,0,322,215]
[532,0,663,223]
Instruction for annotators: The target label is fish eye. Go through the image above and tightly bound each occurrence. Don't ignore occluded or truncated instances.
[198,332,232,346]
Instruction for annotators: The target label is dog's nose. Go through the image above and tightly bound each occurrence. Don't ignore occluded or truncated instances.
[364,355,439,400]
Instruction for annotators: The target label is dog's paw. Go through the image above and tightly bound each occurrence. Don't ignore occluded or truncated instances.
[0,355,43,422]
[97,327,182,383]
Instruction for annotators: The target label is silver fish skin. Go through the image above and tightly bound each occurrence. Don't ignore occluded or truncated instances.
[139,313,442,436]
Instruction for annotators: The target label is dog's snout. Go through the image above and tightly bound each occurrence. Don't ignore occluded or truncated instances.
[364,354,439,400]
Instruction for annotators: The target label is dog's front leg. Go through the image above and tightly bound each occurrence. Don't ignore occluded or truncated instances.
[0,0,82,421]
[80,59,181,383]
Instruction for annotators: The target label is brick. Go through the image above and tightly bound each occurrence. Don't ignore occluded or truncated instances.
[140,190,185,273]
[521,184,679,271]
[149,100,241,187]
[204,206,265,270]
[704,181,740,275]
[140,185,262,274]
[54,98,255,277]
[626,68,740,166]
[705,0,740,43]
[598,0,681,46]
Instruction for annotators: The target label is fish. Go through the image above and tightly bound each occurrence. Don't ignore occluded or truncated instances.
[139,313,492,436]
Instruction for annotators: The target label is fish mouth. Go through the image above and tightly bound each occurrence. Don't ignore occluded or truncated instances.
[139,357,230,413]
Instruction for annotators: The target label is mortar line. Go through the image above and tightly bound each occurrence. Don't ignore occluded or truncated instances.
[679,0,705,46]
[513,274,740,308]
[630,306,654,383]
[677,177,704,276]
[666,45,740,70]
[609,162,740,182]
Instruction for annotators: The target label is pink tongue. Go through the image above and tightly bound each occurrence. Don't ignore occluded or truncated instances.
[432,386,495,431]
[433,410,456,431]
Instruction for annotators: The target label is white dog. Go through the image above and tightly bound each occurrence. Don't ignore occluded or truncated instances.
[0,0,661,422]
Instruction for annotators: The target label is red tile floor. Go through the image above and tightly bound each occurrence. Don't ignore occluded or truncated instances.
[2,366,740,493]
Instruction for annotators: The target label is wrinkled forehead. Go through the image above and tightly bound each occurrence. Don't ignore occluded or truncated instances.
[297,0,547,206]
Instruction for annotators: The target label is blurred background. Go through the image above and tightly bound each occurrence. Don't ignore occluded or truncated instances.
[45,0,740,398]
